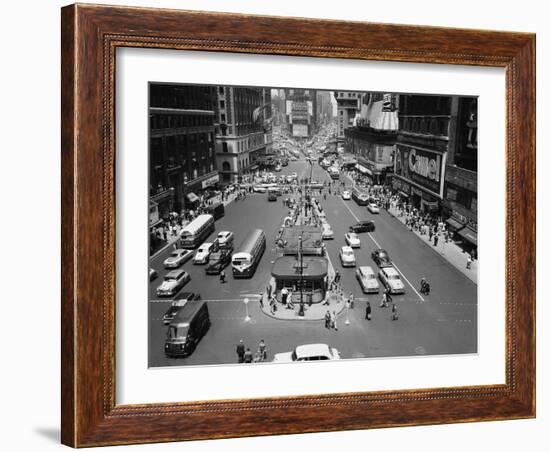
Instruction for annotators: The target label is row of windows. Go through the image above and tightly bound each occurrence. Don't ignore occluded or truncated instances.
[150,114,214,130]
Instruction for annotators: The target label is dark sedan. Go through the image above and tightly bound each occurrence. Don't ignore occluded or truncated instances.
[205,248,232,274]
[371,249,392,268]
[349,220,375,233]
[162,292,201,325]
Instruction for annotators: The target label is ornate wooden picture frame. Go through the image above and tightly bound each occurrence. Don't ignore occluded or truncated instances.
[61,3,535,447]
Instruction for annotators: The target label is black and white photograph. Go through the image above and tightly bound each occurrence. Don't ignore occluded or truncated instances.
[147,83,478,368]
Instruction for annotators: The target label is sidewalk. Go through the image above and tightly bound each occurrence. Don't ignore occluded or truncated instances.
[341,170,477,284]
[150,190,240,259]
[387,206,478,284]
[259,278,347,321]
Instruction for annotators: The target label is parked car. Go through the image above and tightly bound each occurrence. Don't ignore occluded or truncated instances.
[344,232,361,248]
[205,248,233,274]
[339,246,356,267]
[272,343,341,362]
[378,266,405,294]
[162,292,201,325]
[355,266,380,293]
[216,230,234,249]
[163,249,193,269]
[371,249,392,268]
[341,190,351,200]
[193,242,215,264]
[156,269,191,297]
[367,202,380,214]
[322,223,334,239]
[149,268,158,281]
[349,220,375,233]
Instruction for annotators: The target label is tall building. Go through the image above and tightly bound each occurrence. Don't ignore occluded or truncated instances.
[442,97,478,254]
[285,88,317,138]
[149,84,217,226]
[316,91,333,126]
[345,93,399,185]
[333,91,362,141]
[392,95,453,213]
[215,86,271,184]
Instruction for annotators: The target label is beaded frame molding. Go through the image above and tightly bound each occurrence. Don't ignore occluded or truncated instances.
[61,4,535,447]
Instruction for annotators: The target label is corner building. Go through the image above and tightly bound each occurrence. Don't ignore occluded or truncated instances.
[149,84,217,224]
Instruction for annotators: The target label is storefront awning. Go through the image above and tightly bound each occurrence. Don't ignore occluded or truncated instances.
[445,217,465,231]
[355,164,371,175]
[186,192,199,203]
[457,225,477,246]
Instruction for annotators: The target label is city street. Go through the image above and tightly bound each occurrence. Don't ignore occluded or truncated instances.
[148,154,477,367]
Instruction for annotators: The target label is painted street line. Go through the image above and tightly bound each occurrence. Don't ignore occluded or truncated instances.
[339,197,424,302]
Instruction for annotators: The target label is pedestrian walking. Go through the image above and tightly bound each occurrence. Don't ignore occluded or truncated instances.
[391,304,399,321]
[220,270,226,284]
[258,339,267,362]
[281,287,288,305]
[433,234,439,247]
[365,301,372,320]
[384,288,393,304]
[325,310,331,329]
[332,310,338,331]
[349,292,355,309]
[243,348,253,363]
[236,340,245,363]
[466,254,473,269]
[380,292,389,308]
[266,284,272,300]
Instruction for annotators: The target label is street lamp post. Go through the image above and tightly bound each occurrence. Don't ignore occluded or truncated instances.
[243,297,251,322]
[298,235,305,317]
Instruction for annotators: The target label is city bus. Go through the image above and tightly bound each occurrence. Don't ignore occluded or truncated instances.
[231,229,266,278]
[178,214,215,249]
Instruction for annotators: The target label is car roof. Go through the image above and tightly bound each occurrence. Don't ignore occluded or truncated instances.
[218,231,231,236]
[341,246,353,252]
[383,267,399,276]
[166,269,186,277]
[375,248,388,254]
[359,266,374,275]
[295,343,332,358]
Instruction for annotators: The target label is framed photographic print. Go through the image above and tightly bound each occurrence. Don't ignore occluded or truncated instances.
[61,3,536,447]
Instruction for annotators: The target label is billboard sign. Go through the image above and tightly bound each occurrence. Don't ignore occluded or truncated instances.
[394,145,445,197]
[292,124,308,137]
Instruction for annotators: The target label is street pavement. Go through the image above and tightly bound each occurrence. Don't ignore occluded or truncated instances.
[148,155,477,367]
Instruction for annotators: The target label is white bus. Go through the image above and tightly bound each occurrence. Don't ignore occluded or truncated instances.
[178,214,215,249]
[231,229,266,278]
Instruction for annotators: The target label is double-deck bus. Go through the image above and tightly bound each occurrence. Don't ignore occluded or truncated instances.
[178,214,215,249]
[231,229,266,278]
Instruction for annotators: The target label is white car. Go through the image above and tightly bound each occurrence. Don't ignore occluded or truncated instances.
[322,223,334,239]
[163,249,193,269]
[253,185,267,193]
[217,231,234,249]
[355,266,380,293]
[341,190,351,200]
[156,269,191,297]
[367,202,380,214]
[339,246,356,267]
[273,343,341,363]
[344,232,361,248]
[378,267,406,294]
[193,242,214,264]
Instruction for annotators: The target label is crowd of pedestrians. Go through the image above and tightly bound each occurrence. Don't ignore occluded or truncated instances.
[235,338,268,363]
